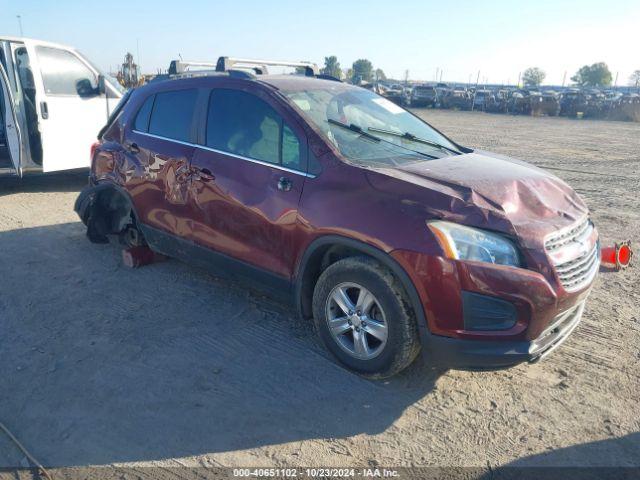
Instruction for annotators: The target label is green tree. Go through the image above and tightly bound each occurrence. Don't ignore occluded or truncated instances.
[571,62,612,87]
[352,59,374,83]
[629,70,640,88]
[375,68,387,81]
[522,67,546,87]
[345,68,354,83]
[321,56,342,79]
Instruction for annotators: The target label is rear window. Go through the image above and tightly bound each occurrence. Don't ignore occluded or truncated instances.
[148,89,198,142]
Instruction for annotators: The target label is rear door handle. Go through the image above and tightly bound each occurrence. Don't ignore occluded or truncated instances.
[277,176,293,192]
[40,101,49,119]
[126,142,140,154]
[196,167,215,182]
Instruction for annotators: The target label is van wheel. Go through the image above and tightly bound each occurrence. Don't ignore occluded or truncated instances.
[312,257,420,378]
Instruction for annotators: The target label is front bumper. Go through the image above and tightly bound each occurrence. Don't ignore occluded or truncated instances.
[391,249,595,369]
[423,301,585,368]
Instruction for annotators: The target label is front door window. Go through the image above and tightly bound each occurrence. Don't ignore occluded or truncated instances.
[206,89,302,171]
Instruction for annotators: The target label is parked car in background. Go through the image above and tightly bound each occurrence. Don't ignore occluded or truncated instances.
[531,91,560,116]
[582,90,606,118]
[77,57,599,377]
[560,89,587,117]
[0,37,124,176]
[407,84,438,107]
[508,90,532,115]
[472,89,495,111]
[441,89,472,110]
[487,89,510,113]
[434,83,452,107]
[380,83,405,105]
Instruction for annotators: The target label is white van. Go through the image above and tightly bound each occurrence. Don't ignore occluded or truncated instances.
[0,37,124,177]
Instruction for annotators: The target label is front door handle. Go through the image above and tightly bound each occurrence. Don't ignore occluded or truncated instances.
[277,176,293,192]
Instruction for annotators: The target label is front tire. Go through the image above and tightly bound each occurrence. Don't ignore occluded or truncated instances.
[312,257,421,378]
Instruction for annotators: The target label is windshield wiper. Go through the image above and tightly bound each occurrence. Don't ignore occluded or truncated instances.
[328,119,437,159]
[367,127,461,154]
[328,119,383,142]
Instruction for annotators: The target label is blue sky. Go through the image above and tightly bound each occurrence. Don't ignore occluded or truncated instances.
[1,0,637,85]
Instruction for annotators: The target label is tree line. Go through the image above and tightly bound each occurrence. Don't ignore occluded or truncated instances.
[321,56,385,84]
[320,56,640,88]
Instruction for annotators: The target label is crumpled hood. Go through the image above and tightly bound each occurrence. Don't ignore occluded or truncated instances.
[366,151,589,248]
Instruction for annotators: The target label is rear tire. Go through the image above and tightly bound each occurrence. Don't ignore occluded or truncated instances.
[312,256,421,378]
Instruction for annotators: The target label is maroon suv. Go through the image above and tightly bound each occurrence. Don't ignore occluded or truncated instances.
[76,62,599,377]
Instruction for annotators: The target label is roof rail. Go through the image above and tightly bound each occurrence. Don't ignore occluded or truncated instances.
[316,74,342,83]
[168,60,218,75]
[150,65,256,84]
[215,57,319,77]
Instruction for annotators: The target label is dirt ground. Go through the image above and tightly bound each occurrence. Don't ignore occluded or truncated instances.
[0,110,638,475]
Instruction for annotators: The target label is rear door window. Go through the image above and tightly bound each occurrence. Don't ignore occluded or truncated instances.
[148,89,198,142]
[206,89,301,170]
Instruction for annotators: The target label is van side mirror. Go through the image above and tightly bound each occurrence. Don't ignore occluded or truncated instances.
[77,78,98,97]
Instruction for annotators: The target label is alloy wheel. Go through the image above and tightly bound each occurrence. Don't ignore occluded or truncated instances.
[325,282,388,360]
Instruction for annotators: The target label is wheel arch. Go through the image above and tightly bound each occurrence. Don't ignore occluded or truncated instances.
[294,235,429,337]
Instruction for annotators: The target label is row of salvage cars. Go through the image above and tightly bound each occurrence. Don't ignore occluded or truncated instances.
[369,82,640,121]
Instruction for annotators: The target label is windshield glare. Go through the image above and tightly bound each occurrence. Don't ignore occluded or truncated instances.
[283,86,458,166]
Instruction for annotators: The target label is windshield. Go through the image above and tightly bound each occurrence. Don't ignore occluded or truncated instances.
[282,85,458,167]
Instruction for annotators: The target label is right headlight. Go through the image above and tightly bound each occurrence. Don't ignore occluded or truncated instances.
[428,220,522,267]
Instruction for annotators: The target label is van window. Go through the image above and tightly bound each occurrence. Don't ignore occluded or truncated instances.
[134,95,154,132]
[206,89,301,170]
[15,47,36,94]
[148,89,198,142]
[36,46,98,97]
[14,46,43,164]
[0,77,5,147]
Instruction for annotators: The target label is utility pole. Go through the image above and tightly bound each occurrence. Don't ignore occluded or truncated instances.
[471,70,480,111]
[17,15,24,36]
[136,38,141,73]
[562,71,567,87]
[516,71,521,88]
[614,71,619,89]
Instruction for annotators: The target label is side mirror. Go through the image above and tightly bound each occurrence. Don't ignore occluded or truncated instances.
[77,78,97,97]
[98,74,106,95]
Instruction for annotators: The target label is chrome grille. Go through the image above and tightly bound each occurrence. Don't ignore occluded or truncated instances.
[545,218,599,291]
[544,218,591,251]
